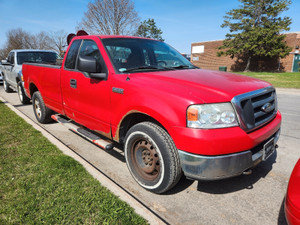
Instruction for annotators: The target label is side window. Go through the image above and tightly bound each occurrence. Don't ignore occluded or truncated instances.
[65,40,82,69]
[8,52,14,64]
[78,40,107,73]
[78,40,101,58]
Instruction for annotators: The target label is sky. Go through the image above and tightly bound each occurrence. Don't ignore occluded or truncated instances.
[0,0,300,54]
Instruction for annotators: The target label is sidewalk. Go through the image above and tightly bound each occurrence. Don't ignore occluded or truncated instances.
[277,88,300,95]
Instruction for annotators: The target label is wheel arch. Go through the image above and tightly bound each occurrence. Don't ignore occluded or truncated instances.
[29,82,39,98]
[116,112,167,145]
[16,71,22,83]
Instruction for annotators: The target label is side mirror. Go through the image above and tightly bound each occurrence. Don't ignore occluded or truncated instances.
[1,60,11,65]
[78,55,107,80]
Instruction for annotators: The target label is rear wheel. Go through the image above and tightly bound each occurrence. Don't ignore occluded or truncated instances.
[3,76,13,93]
[17,81,30,104]
[124,122,182,194]
[32,91,53,123]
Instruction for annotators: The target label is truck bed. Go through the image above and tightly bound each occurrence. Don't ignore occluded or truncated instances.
[24,62,62,69]
[23,62,63,114]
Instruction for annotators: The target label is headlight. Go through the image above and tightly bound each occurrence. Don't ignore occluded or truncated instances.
[187,103,239,129]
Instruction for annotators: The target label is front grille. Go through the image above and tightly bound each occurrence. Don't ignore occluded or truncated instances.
[232,86,277,132]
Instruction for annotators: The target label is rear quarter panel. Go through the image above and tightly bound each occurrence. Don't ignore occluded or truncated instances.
[23,63,63,114]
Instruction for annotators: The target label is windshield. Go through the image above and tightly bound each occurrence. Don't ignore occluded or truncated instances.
[17,51,58,65]
[102,38,196,73]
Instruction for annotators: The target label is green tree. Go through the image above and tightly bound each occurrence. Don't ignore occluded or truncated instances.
[218,0,292,71]
[136,19,164,41]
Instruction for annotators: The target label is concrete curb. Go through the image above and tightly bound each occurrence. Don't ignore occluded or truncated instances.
[0,96,166,225]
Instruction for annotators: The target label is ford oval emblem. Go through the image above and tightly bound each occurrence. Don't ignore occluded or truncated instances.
[261,103,272,113]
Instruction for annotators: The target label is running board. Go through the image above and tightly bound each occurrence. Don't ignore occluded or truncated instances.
[51,114,114,150]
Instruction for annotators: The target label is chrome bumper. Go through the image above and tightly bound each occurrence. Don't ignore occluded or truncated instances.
[178,129,280,180]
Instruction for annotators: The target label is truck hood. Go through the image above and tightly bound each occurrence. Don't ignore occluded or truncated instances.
[132,69,271,104]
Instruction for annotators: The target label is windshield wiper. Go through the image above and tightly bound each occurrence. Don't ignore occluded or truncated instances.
[121,65,196,73]
[122,66,161,73]
[172,65,196,69]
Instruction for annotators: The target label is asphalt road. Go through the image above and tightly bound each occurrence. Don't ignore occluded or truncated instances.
[1,86,299,225]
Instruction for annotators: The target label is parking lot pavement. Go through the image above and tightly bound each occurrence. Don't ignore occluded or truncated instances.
[0,86,299,225]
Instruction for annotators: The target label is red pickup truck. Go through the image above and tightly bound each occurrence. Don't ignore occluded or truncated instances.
[22,32,281,193]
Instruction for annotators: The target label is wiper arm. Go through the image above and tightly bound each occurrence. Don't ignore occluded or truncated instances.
[162,65,197,70]
[121,65,195,73]
[172,65,194,69]
[122,66,161,73]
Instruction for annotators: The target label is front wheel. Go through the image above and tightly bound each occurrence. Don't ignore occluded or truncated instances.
[32,91,53,124]
[17,81,30,104]
[124,122,182,194]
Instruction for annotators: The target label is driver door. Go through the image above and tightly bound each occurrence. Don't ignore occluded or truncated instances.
[61,38,111,136]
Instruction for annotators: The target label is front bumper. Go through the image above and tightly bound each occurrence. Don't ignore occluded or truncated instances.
[178,128,280,180]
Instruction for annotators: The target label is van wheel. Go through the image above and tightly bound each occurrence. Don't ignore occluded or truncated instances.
[17,81,30,104]
[124,122,182,194]
[3,77,13,93]
[32,91,53,124]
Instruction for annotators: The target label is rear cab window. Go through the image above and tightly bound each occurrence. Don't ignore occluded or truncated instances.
[16,52,57,65]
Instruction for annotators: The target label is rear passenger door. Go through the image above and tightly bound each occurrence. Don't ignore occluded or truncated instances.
[61,37,112,136]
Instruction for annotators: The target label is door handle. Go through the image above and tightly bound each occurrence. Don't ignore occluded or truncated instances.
[70,79,77,88]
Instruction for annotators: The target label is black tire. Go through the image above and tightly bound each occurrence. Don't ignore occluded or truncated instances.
[17,81,30,104]
[124,122,182,194]
[3,76,13,93]
[32,91,53,124]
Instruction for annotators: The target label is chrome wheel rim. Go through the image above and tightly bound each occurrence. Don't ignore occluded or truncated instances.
[34,98,42,118]
[3,80,7,90]
[18,85,23,102]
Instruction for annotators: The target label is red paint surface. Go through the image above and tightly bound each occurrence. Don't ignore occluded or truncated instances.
[23,35,281,156]
[285,159,300,225]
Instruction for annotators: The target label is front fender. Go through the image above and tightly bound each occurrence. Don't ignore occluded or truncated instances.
[110,85,192,142]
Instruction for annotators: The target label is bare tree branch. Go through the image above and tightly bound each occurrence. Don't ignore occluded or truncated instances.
[0,28,68,60]
[77,0,140,35]
[47,30,68,56]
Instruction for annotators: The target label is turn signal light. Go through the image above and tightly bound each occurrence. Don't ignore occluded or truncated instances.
[187,107,198,121]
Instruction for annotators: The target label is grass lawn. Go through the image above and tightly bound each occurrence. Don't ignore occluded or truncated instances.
[235,72,300,89]
[0,101,147,225]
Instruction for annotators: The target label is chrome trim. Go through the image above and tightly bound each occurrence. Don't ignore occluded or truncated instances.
[231,86,277,132]
[178,129,280,180]
[178,150,253,180]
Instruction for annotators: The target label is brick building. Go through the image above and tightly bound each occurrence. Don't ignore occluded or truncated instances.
[191,32,300,72]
